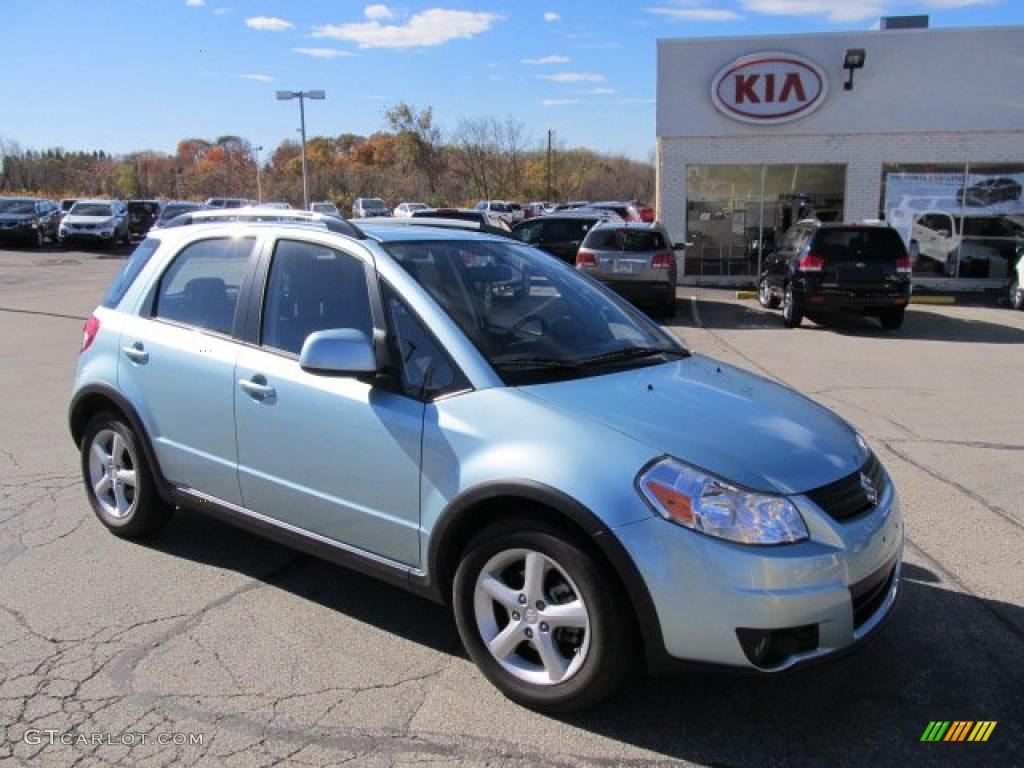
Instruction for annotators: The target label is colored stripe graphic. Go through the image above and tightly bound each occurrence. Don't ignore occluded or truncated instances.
[921,721,950,741]
[920,721,996,742]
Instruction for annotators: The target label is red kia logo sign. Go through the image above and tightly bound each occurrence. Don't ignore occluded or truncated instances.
[711,52,828,125]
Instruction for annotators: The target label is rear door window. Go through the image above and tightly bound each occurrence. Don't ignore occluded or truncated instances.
[153,237,255,335]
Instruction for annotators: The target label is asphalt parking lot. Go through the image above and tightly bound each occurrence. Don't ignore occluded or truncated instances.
[1,243,1022,767]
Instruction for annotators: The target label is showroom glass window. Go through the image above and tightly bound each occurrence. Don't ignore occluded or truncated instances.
[880,163,1024,280]
[685,164,845,278]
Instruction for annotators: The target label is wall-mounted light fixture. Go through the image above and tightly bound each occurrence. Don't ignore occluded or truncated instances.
[843,48,866,91]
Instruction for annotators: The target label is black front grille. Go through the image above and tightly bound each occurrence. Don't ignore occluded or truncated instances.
[850,556,898,629]
[805,453,886,522]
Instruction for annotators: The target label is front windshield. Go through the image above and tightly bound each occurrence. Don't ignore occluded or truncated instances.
[0,200,35,215]
[365,198,387,210]
[160,204,200,220]
[69,203,113,217]
[385,239,686,384]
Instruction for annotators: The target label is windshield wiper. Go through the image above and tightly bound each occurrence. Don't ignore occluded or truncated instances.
[491,356,582,370]
[575,346,690,367]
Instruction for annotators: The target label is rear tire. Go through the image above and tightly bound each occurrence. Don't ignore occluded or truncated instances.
[659,295,676,319]
[34,228,44,249]
[80,412,173,539]
[758,278,780,309]
[782,285,803,328]
[452,518,635,713]
[880,308,905,330]
[1010,280,1023,311]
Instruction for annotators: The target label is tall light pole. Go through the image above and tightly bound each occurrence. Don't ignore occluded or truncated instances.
[254,145,263,204]
[276,89,325,209]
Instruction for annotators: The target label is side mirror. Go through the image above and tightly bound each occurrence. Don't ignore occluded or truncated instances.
[299,329,376,376]
[673,242,686,250]
[936,229,951,238]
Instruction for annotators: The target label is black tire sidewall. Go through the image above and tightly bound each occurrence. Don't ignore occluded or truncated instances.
[783,285,802,327]
[452,522,632,713]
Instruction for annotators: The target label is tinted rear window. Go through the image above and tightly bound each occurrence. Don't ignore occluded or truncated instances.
[101,239,161,309]
[814,228,907,263]
[584,228,666,252]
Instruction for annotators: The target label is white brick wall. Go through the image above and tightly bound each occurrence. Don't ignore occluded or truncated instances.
[656,130,1024,246]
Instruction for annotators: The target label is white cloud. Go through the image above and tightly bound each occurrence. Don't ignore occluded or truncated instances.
[214,7,231,15]
[542,98,579,106]
[739,0,883,22]
[543,11,561,21]
[313,9,503,49]
[239,73,275,82]
[245,16,294,31]
[185,0,204,7]
[292,47,355,59]
[522,54,571,65]
[364,4,394,20]
[538,71,605,82]
[648,6,742,21]
[576,87,616,94]
[926,0,996,6]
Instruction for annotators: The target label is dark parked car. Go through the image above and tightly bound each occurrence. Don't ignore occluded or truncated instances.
[150,201,204,231]
[0,197,60,247]
[511,211,622,265]
[127,200,162,238]
[576,223,680,317]
[759,221,912,330]
[957,177,1022,207]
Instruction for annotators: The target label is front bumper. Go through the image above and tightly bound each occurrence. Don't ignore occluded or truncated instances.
[0,225,38,241]
[60,229,116,243]
[615,475,903,671]
[598,279,674,305]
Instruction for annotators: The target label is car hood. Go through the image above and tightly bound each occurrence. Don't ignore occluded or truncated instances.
[0,213,34,223]
[63,214,114,224]
[521,355,866,495]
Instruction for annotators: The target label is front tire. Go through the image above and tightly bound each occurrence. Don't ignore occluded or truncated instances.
[34,228,44,248]
[453,519,634,713]
[80,412,173,539]
[758,278,780,309]
[782,285,803,328]
[1010,280,1023,310]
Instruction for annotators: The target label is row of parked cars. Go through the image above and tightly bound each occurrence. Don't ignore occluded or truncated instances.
[351,197,655,226]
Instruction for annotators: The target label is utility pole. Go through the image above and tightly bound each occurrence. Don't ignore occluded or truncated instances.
[546,129,552,201]
[254,145,263,204]
[276,90,326,209]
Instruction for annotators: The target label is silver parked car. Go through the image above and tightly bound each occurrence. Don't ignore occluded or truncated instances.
[576,222,680,317]
[352,197,389,218]
[70,221,902,712]
[59,199,130,247]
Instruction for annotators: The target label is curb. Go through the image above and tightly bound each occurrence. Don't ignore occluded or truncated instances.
[735,291,958,306]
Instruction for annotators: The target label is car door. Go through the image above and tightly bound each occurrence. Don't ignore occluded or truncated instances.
[119,235,258,504]
[233,236,424,566]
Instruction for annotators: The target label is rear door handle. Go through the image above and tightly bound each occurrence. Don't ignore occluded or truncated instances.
[122,343,148,364]
[239,375,276,402]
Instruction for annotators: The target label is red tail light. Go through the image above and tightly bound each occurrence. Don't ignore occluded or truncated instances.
[797,252,825,272]
[651,251,674,269]
[640,208,655,223]
[896,255,912,273]
[81,314,100,353]
[576,249,597,268]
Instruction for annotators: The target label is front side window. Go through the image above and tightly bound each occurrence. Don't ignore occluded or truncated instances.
[385,239,686,385]
[153,237,254,334]
[382,284,466,399]
[261,239,373,356]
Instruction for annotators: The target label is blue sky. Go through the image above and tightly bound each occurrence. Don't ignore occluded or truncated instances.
[3,0,1020,159]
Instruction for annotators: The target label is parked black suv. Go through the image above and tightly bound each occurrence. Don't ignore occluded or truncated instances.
[126,200,161,238]
[0,197,60,247]
[758,221,912,330]
[511,211,619,265]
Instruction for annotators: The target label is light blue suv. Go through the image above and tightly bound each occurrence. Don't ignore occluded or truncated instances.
[70,221,903,712]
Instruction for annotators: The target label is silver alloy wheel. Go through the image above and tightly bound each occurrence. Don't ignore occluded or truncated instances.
[759,280,771,306]
[1010,280,1022,310]
[473,548,591,686]
[87,429,139,520]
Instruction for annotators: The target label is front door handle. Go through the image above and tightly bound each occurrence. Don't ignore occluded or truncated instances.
[239,375,276,403]
[122,343,148,364]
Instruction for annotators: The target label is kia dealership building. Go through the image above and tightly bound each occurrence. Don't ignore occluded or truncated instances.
[656,25,1024,289]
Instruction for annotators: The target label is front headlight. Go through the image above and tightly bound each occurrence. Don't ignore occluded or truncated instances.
[638,457,808,545]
